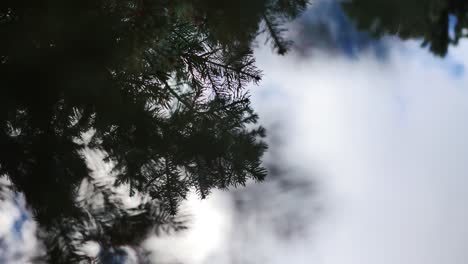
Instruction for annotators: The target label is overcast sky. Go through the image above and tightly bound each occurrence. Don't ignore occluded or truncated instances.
[143,3,468,264]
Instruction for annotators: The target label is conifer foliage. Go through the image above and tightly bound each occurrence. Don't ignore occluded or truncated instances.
[342,0,468,56]
[0,0,308,262]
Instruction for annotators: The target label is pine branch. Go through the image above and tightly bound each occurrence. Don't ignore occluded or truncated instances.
[262,13,291,55]
[186,53,261,82]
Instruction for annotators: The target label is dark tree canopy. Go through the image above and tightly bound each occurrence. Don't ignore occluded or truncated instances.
[342,0,468,56]
[0,0,308,263]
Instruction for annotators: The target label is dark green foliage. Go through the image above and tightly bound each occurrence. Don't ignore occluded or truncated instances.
[263,0,309,54]
[342,0,468,56]
[0,0,308,262]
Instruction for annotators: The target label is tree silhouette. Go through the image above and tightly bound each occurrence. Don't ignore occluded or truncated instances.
[342,0,468,56]
[0,0,308,262]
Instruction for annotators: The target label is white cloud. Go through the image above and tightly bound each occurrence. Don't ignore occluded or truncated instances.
[0,186,40,264]
[252,40,468,264]
[143,190,233,264]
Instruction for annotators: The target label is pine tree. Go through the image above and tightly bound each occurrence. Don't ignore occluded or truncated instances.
[0,0,308,262]
[342,0,468,56]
